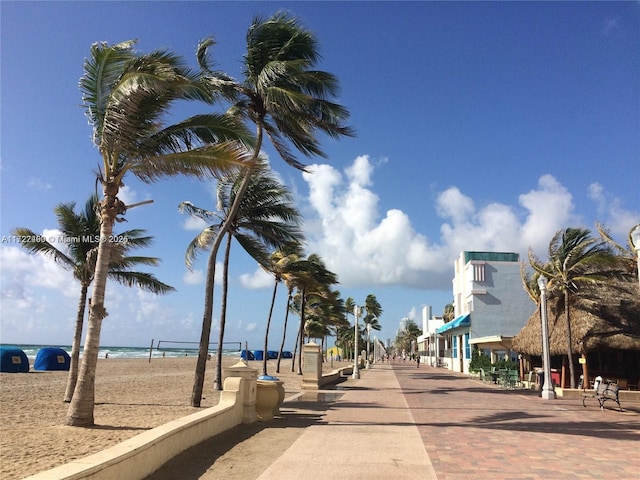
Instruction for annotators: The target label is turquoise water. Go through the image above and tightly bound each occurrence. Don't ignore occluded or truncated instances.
[1,343,242,360]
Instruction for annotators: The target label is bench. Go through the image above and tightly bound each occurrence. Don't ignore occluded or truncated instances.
[582,382,622,411]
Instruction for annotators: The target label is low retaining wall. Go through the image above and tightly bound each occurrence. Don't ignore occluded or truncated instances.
[24,377,249,480]
[318,366,353,388]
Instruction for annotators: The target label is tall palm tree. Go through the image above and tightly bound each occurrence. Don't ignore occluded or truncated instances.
[262,243,305,376]
[275,248,305,373]
[68,40,252,426]
[528,227,619,388]
[12,194,173,403]
[596,222,639,279]
[363,294,383,351]
[395,319,422,355]
[192,13,353,383]
[289,254,338,374]
[180,162,303,401]
[344,297,357,360]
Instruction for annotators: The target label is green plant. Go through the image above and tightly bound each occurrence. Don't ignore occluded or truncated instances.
[469,346,492,372]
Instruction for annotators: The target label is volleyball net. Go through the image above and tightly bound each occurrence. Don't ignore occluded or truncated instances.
[154,340,242,354]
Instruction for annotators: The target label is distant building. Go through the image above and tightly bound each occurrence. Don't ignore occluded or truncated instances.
[436,251,533,373]
[417,305,445,367]
[399,317,409,332]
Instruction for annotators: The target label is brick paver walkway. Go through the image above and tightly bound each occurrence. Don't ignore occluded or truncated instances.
[393,363,640,479]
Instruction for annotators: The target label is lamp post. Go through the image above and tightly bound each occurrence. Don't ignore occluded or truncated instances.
[365,323,371,368]
[538,275,556,400]
[352,305,361,379]
[631,224,640,294]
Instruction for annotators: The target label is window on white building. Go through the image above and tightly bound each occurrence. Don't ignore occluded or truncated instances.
[473,263,485,282]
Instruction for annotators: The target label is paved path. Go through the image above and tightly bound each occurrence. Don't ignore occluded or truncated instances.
[256,363,436,479]
[148,363,640,479]
[394,363,640,479]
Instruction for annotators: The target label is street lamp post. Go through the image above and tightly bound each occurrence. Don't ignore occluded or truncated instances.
[352,305,361,379]
[631,224,640,294]
[365,323,371,369]
[538,275,556,400]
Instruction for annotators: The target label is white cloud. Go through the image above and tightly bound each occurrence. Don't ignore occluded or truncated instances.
[27,177,52,190]
[0,245,76,297]
[245,322,259,333]
[182,262,223,286]
[588,182,639,237]
[299,156,609,290]
[239,267,273,289]
[182,216,209,231]
[183,269,204,285]
[117,185,137,206]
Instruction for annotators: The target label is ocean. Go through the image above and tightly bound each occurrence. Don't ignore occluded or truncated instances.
[1,343,243,360]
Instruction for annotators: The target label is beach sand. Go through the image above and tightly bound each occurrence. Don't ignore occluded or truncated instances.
[0,355,350,479]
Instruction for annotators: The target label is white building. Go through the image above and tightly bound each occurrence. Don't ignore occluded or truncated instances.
[436,251,533,373]
[417,305,445,367]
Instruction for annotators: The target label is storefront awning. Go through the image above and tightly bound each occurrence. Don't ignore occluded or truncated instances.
[436,314,470,334]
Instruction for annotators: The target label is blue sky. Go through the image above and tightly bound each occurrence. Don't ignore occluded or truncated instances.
[1,1,638,351]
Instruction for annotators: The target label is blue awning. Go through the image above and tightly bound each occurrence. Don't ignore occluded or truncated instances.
[436,314,470,334]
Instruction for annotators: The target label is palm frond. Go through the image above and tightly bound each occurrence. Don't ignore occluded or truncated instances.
[11,228,76,270]
[131,141,251,183]
[107,271,175,295]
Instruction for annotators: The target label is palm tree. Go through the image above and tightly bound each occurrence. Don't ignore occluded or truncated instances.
[289,254,338,374]
[12,194,173,403]
[442,303,455,322]
[68,40,252,426]
[180,162,303,400]
[528,227,619,388]
[262,243,305,376]
[596,222,639,278]
[191,12,353,383]
[396,320,422,355]
[275,248,305,373]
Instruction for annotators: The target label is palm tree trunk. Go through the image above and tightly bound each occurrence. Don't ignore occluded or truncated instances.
[276,289,292,374]
[262,280,278,376]
[66,189,117,426]
[191,237,219,406]
[215,233,233,390]
[564,289,576,388]
[296,287,307,375]
[64,282,89,402]
[191,161,259,404]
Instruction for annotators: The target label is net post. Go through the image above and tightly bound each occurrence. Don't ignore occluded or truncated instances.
[148,339,154,363]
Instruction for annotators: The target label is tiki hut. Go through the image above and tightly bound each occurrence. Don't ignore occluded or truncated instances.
[512,281,640,389]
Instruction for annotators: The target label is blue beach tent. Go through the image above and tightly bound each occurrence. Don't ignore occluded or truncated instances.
[0,346,30,373]
[34,347,71,371]
[253,350,264,361]
[240,349,255,361]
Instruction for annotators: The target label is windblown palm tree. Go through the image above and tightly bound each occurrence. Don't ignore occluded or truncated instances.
[12,195,173,403]
[191,12,353,384]
[528,227,619,388]
[363,294,383,340]
[68,40,252,426]
[275,248,306,373]
[289,254,338,374]
[395,320,422,355]
[180,162,303,400]
[262,243,306,376]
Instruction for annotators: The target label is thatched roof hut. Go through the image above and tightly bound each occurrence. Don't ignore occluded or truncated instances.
[512,281,640,356]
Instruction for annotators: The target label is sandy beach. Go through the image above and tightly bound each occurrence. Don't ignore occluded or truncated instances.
[0,355,349,479]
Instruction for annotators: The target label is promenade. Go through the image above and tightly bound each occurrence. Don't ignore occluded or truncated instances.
[147,363,640,480]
